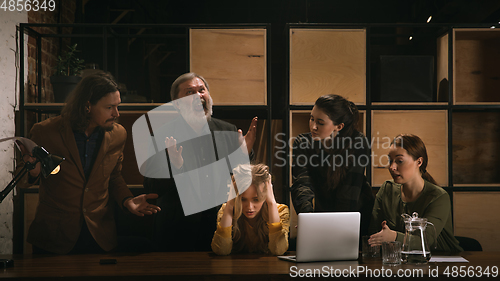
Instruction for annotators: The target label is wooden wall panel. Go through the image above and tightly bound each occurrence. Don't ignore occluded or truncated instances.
[290,29,366,105]
[290,111,310,139]
[454,29,500,104]
[190,29,267,105]
[371,111,448,187]
[452,112,500,185]
[454,192,500,251]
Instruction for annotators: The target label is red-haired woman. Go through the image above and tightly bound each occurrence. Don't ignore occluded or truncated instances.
[368,134,463,252]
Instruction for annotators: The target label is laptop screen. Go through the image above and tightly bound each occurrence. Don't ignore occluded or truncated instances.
[295,212,360,262]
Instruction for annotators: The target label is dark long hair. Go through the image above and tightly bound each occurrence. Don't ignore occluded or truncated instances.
[314,94,361,190]
[60,71,119,131]
[391,134,438,185]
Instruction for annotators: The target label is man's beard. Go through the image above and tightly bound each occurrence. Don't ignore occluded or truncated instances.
[102,118,117,132]
[177,96,213,127]
[203,95,213,120]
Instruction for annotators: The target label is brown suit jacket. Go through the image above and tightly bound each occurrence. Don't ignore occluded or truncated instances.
[25,116,133,254]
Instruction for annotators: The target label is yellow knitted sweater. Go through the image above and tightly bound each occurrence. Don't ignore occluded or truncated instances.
[211,203,290,255]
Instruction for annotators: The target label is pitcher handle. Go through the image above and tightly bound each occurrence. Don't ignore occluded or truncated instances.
[427,222,437,249]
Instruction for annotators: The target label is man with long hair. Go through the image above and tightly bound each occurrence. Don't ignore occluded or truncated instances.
[20,71,160,254]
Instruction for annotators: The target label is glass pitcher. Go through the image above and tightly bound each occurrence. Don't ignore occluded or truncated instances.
[401,212,436,264]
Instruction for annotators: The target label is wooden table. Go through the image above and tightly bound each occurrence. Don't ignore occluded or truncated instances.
[1,251,499,280]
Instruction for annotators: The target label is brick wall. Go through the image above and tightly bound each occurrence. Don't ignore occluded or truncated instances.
[26,0,77,103]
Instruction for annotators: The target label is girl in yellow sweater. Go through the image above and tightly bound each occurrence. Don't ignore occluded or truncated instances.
[211,164,290,255]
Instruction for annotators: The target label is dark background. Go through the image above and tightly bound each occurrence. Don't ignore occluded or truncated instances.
[63,0,500,119]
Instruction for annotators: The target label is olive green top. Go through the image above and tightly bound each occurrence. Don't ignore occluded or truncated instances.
[369,180,463,252]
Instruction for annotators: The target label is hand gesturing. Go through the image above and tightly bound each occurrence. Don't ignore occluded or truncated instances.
[165,136,183,169]
[238,116,258,155]
[124,193,161,216]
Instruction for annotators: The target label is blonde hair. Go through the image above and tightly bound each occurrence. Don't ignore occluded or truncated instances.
[231,163,272,253]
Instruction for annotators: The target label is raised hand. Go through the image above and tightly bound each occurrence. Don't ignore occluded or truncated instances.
[238,116,258,155]
[165,136,183,169]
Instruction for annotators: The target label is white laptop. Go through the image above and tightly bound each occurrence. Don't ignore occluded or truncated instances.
[279,212,360,262]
